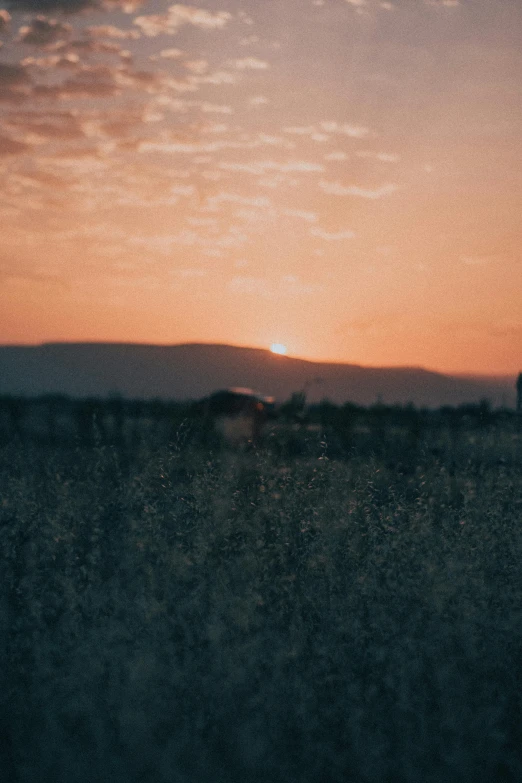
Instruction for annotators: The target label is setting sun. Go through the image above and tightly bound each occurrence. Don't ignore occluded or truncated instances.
[270,343,287,356]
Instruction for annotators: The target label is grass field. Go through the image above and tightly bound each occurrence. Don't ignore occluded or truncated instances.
[1,414,522,782]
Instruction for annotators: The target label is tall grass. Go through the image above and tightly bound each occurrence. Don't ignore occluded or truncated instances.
[1,423,522,781]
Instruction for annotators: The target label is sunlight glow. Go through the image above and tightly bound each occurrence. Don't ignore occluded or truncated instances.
[270,343,287,355]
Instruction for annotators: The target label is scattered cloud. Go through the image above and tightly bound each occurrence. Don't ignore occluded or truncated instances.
[183,59,208,75]
[0,63,30,87]
[283,125,316,135]
[21,52,81,69]
[356,150,399,163]
[86,25,141,40]
[0,10,11,34]
[319,180,398,198]
[3,109,86,141]
[139,131,294,156]
[0,0,518,372]
[320,121,370,138]
[200,102,233,114]
[134,5,232,37]
[0,133,30,155]
[189,69,236,86]
[324,151,349,161]
[425,0,460,7]
[284,121,370,142]
[6,1,145,11]
[18,16,72,47]
[205,191,272,211]
[32,64,123,99]
[152,47,183,60]
[219,160,324,175]
[227,57,269,71]
[310,227,355,240]
[283,209,318,222]
[0,62,31,103]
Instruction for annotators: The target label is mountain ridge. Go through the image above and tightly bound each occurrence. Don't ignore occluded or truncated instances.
[0,342,516,408]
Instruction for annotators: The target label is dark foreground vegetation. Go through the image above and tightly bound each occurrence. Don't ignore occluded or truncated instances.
[1,397,522,782]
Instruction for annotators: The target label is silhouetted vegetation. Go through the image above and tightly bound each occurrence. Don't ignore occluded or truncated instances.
[0,393,517,451]
[1,393,522,781]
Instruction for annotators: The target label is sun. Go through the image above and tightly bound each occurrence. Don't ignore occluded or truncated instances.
[270,343,287,355]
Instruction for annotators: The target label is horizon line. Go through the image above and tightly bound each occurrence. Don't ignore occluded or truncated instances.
[0,340,518,379]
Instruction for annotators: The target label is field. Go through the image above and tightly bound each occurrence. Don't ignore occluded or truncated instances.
[1,402,522,782]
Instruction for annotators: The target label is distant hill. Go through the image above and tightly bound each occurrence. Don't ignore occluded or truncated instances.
[0,342,517,408]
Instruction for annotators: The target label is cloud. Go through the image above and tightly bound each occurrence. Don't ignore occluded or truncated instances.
[123,225,248,257]
[6,1,144,12]
[101,0,145,9]
[183,59,208,75]
[190,69,236,86]
[3,109,85,141]
[0,62,30,86]
[320,121,370,138]
[19,16,72,47]
[219,160,324,175]
[283,122,370,141]
[324,151,349,161]
[356,150,399,162]
[150,47,183,60]
[283,125,316,135]
[164,4,232,29]
[134,5,232,37]
[94,106,159,138]
[21,52,80,69]
[16,169,70,187]
[32,64,122,98]
[284,209,318,223]
[0,133,29,155]
[200,102,233,114]
[425,0,460,6]
[0,10,11,34]
[139,131,294,157]
[7,0,94,9]
[0,62,31,103]
[23,59,180,101]
[319,180,398,198]
[86,25,141,40]
[139,139,244,155]
[227,57,269,71]
[310,227,355,240]
[205,191,272,211]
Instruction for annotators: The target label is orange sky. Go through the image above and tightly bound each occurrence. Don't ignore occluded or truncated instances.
[0,0,520,373]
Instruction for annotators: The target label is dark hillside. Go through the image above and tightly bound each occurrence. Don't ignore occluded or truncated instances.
[0,342,516,407]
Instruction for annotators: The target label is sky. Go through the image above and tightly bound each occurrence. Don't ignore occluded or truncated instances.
[0,0,520,374]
